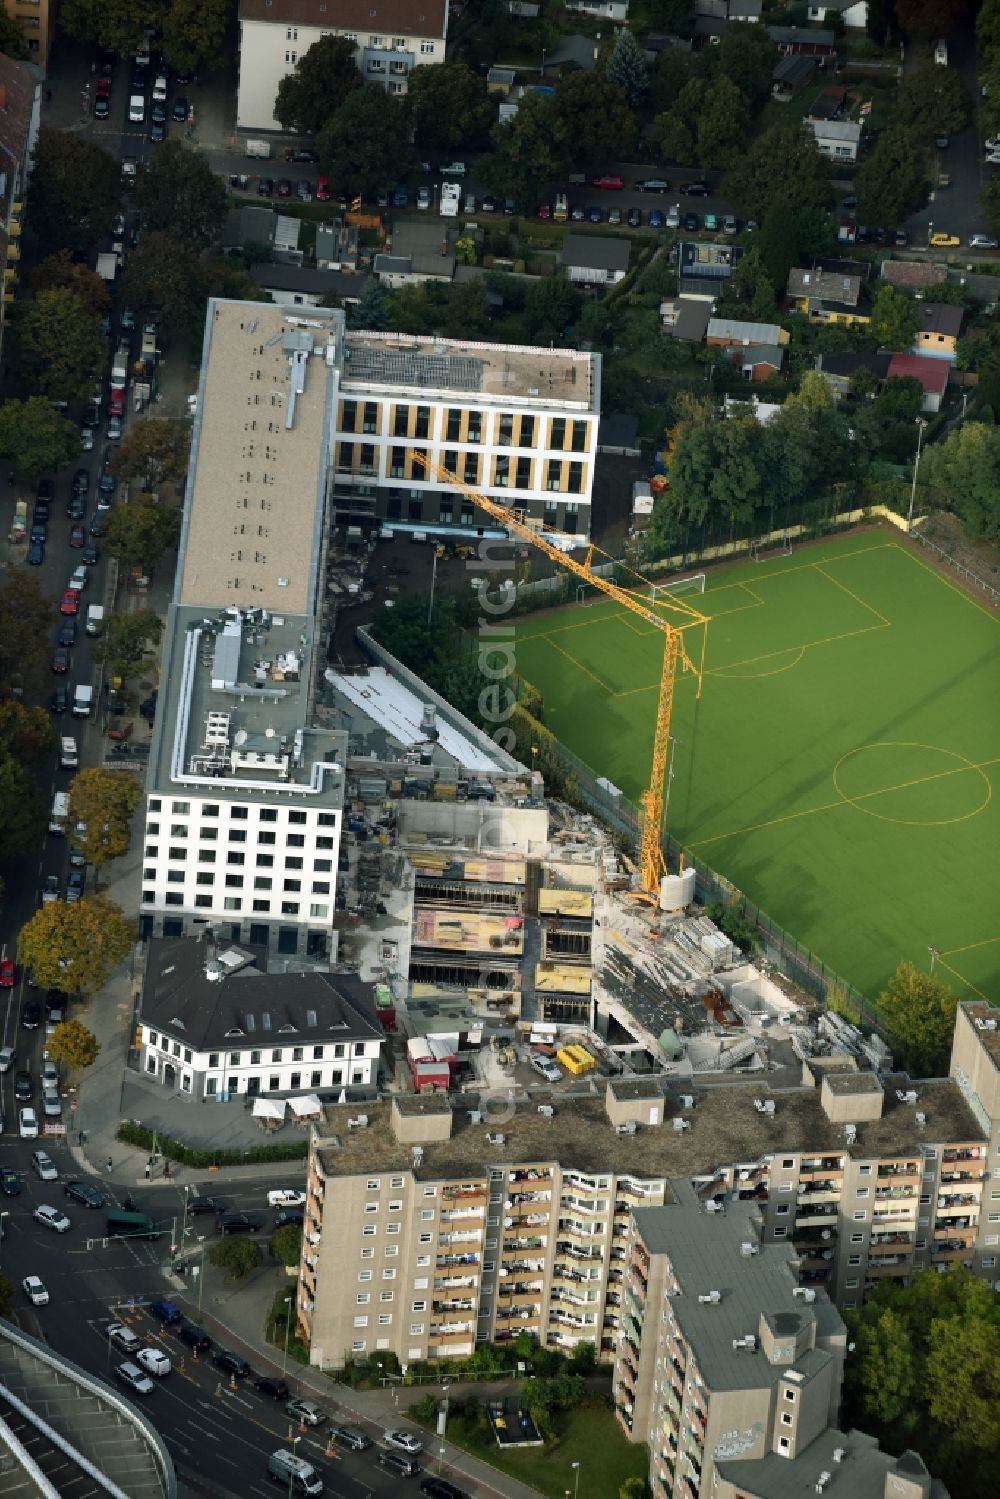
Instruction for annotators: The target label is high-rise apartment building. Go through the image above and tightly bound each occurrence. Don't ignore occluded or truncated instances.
[1,0,54,63]
[614,1189,949,1499]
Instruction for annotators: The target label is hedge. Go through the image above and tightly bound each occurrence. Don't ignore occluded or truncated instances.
[116,1119,309,1168]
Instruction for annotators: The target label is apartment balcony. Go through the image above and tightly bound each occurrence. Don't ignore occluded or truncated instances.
[931,1245,974,1264]
[792,1225,838,1246]
[437,1253,479,1269]
[435,1275,478,1291]
[551,1286,598,1310]
[942,1146,986,1168]
[557,1239,604,1263]
[443,1185,488,1205]
[509,1168,553,1185]
[874,1185,917,1201]
[795,1205,840,1228]
[439,1230,482,1247]
[440,1205,486,1222]
[868,1239,914,1258]
[433,1299,476,1314]
[430,1322,474,1338]
[502,1237,546,1255]
[799,1250,835,1270]
[506,1193,552,1211]
[796,1184,840,1205]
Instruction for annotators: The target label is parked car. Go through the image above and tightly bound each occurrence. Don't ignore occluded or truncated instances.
[417,187,431,210]
[331,1424,370,1451]
[384,1430,423,1455]
[69,523,86,548]
[591,174,624,189]
[929,231,960,247]
[0,960,14,988]
[0,1166,20,1196]
[481,195,497,213]
[177,1324,211,1351]
[530,1052,561,1083]
[295,179,312,201]
[116,1361,155,1395]
[608,206,622,225]
[275,178,292,197]
[137,1347,172,1376]
[41,874,61,902]
[66,870,85,903]
[186,1196,224,1216]
[0,1047,13,1070]
[637,178,670,192]
[22,1276,49,1306]
[58,620,78,647]
[587,205,603,224]
[94,97,110,120]
[722,214,738,234]
[314,176,330,201]
[27,540,45,566]
[274,1209,304,1228]
[681,181,710,196]
[214,1351,252,1378]
[970,233,999,249]
[703,212,719,231]
[254,1376,289,1400]
[267,1189,307,1208]
[14,1071,32,1101]
[627,206,642,227]
[439,160,465,175]
[649,209,665,230]
[149,1299,183,1324]
[31,1151,58,1182]
[570,203,585,222]
[172,96,188,122]
[21,1003,41,1030]
[215,1213,263,1235]
[108,1323,143,1353]
[19,1108,39,1139]
[107,416,123,441]
[285,147,319,163]
[683,212,700,232]
[667,204,681,228]
[420,1479,467,1499]
[286,1398,327,1428]
[257,177,274,197]
[381,1452,420,1478]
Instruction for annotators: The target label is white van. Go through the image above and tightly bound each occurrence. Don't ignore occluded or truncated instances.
[129,95,145,123]
[49,791,69,836]
[934,39,948,65]
[554,192,569,222]
[267,1451,323,1495]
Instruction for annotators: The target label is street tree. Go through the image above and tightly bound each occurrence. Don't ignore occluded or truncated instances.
[270,1224,303,1266]
[110,417,190,491]
[274,34,362,136]
[486,92,570,214]
[209,1237,264,1279]
[67,768,142,879]
[0,398,78,481]
[871,284,920,349]
[658,76,749,169]
[895,64,971,140]
[45,1018,101,1071]
[16,895,133,995]
[729,126,831,220]
[26,129,121,252]
[856,128,930,228]
[318,85,414,199]
[0,700,56,767]
[980,177,1000,236]
[877,958,956,1076]
[605,27,648,106]
[95,609,164,682]
[716,23,777,109]
[60,0,163,53]
[0,567,55,701]
[25,252,111,318]
[978,0,1000,63]
[121,232,209,337]
[16,288,106,406]
[105,496,182,572]
[918,420,1000,542]
[554,71,638,166]
[0,9,29,58]
[407,63,494,152]
[0,752,45,864]
[162,0,230,74]
[136,142,227,248]
[893,0,971,45]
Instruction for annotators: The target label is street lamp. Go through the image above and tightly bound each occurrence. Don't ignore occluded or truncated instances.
[571,1460,581,1499]
[906,418,926,529]
[287,1434,301,1499]
[0,1210,9,1244]
[282,1295,294,1376]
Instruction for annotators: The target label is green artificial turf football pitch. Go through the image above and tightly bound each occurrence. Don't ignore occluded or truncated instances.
[514,531,1000,1002]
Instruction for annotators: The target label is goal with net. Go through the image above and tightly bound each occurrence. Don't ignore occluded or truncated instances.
[649,573,706,605]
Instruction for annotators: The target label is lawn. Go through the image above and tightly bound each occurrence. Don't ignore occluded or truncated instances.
[414,1399,648,1499]
[514,531,1000,1002]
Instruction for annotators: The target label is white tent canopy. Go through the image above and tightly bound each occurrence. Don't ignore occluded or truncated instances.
[252,1097,286,1120]
[288,1094,322,1118]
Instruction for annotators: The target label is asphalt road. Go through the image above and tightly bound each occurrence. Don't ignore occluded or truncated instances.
[0,1168,420,1498]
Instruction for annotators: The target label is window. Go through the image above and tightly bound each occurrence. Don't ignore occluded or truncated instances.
[550,418,566,450]
[783,1389,796,1403]
[252,900,270,912]
[360,1247,374,1259]
[410,1324,425,1335]
[365,1203,379,1214]
[572,420,588,453]
[351,1340,366,1353]
[853,1211,867,1221]
[848,1254,862,1265]
[856,1187,869,1198]
[288,835,305,848]
[223,897,241,911]
[781,1412,793,1427]
[362,1225,376,1237]
[254,877,272,890]
[382,1266,396,1277]
[200,827,217,841]
[379,1291,394,1303]
[225,875,244,888]
[416,1254,430,1267]
[411,1300,426,1312]
[418,1232,432,1244]
[172,801,190,815]
[775,1203,789,1216]
[353,1315,368,1328]
[196,873,214,887]
[227,852,245,866]
[359,1270,372,1281]
[422,1187,436,1198]
[357,1293,370,1304]
[386,1223,400,1235]
[250,1050,261,1066]
[420,1209,435,1221]
[420,40,435,53]
[208,1053,219,1067]
[778,1438,790,1455]
[413,1276,428,1289]
[546,459,561,491]
[259,832,276,846]
[850,1232,864,1244]
[378,1314,392,1326]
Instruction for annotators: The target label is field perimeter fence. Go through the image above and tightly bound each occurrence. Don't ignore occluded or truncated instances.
[548,736,885,1036]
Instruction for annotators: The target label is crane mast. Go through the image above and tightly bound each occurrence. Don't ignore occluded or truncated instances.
[410,453,709,899]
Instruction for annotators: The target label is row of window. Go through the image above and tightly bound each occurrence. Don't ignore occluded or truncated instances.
[149,800,335,827]
[338,443,586,495]
[339,404,589,453]
[144,870,330,895]
[147,1034,367,1065]
[142,891,329,917]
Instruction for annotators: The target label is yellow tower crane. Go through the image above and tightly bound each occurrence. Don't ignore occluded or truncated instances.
[410,453,709,900]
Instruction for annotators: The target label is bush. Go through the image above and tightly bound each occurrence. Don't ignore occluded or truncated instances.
[208,1236,263,1279]
[116,1119,308,1168]
[270,1223,302,1266]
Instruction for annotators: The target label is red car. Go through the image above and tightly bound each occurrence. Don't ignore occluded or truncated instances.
[69,524,86,548]
[96,77,111,97]
[275,178,292,197]
[592,175,624,190]
[108,386,125,418]
[0,959,14,988]
[59,589,80,616]
[536,203,551,220]
[314,175,330,202]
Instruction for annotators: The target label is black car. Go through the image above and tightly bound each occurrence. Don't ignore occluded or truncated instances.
[72,469,90,496]
[627,206,642,228]
[14,1071,32,1102]
[21,1003,41,1030]
[381,1451,420,1478]
[481,195,496,213]
[94,97,110,120]
[177,1324,211,1351]
[33,497,50,522]
[99,471,116,497]
[67,495,86,521]
[151,100,166,124]
[253,1376,289,1400]
[66,870,85,903]
[274,1208,304,1228]
[50,686,68,715]
[64,1180,104,1208]
[682,181,710,196]
[285,147,319,163]
[36,479,54,502]
[0,1167,20,1197]
[187,1196,224,1215]
[172,96,188,121]
[216,1213,262,1235]
[89,515,105,538]
[150,120,166,142]
[257,177,274,196]
[82,543,99,566]
[213,1351,252,1378]
[420,1479,467,1499]
[58,620,78,648]
[46,989,67,1013]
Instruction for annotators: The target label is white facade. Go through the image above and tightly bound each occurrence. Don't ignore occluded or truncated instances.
[237,0,448,131]
[565,0,629,19]
[807,2,867,25]
[139,1021,380,1100]
[807,117,862,162]
[141,793,341,945]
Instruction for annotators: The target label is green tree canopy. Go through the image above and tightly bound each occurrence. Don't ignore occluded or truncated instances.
[0,8,29,58]
[318,85,414,198]
[274,34,363,136]
[162,0,230,73]
[729,126,831,220]
[27,129,121,252]
[68,768,142,878]
[136,141,227,248]
[109,417,190,492]
[716,22,777,109]
[0,700,56,767]
[0,398,78,480]
[893,0,971,45]
[918,420,1000,541]
[16,288,106,406]
[0,751,45,866]
[120,233,209,338]
[25,252,111,317]
[895,63,972,139]
[979,177,1000,236]
[874,375,924,421]
[105,495,182,572]
[857,128,929,227]
[60,0,163,53]
[270,1223,303,1266]
[604,27,648,106]
[485,92,570,214]
[407,63,493,152]
[523,275,582,344]
[45,1017,101,1070]
[95,609,164,683]
[209,1237,264,1279]
[16,895,133,994]
[0,567,55,700]
[657,76,749,169]
[554,71,638,166]
[871,284,920,349]
[877,958,957,1075]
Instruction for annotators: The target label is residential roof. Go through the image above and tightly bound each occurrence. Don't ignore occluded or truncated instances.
[737,342,784,369]
[251,262,362,296]
[720,1429,951,1499]
[767,24,836,46]
[787,267,861,306]
[772,53,817,86]
[817,351,891,380]
[707,317,785,345]
[561,235,631,273]
[324,665,508,773]
[598,413,640,452]
[808,117,861,141]
[668,299,714,341]
[543,35,600,69]
[881,258,948,291]
[140,935,383,1052]
[239,0,447,37]
[807,84,847,119]
[918,302,964,338]
[886,353,950,394]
